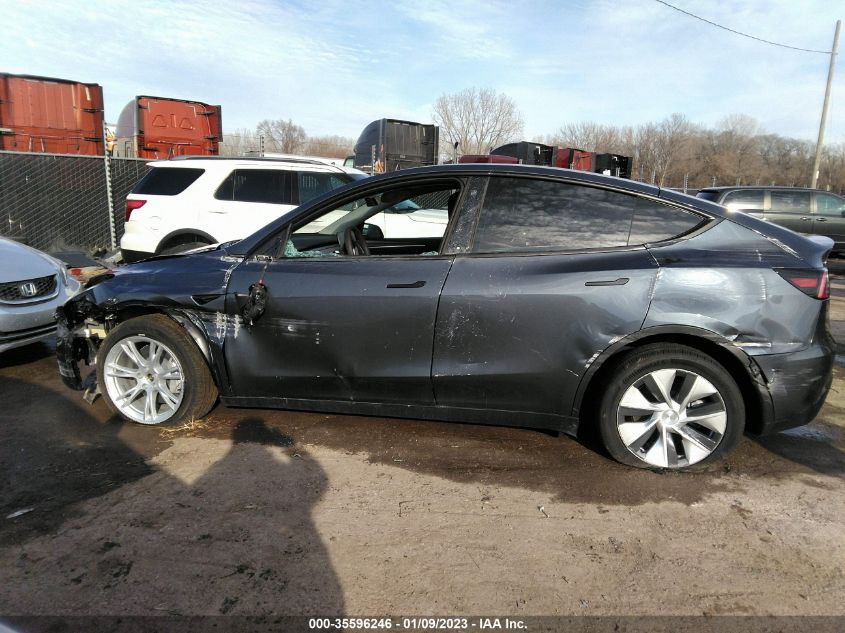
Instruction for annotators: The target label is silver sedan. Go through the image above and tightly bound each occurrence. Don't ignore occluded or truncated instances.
[0,237,81,353]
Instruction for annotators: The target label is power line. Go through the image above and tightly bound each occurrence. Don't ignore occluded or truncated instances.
[654,0,832,54]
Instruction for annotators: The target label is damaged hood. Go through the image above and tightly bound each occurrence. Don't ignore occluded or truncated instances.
[69,246,242,316]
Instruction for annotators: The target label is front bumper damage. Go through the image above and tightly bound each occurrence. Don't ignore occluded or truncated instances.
[55,306,108,394]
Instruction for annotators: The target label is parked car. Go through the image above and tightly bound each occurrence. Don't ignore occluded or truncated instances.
[120,156,368,262]
[0,237,81,353]
[696,186,845,254]
[58,165,834,470]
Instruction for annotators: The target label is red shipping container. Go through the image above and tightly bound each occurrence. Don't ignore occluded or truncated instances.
[555,147,593,171]
[115,96,222,159]
[0,73,105,155]
[458,154,519,164]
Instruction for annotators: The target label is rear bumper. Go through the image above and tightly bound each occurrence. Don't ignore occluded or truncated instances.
[751,325,835,435]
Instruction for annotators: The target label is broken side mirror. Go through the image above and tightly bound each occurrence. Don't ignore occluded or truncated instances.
[241,282,268,326]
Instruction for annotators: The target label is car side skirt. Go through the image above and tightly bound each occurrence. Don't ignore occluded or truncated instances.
[220,396,579,436]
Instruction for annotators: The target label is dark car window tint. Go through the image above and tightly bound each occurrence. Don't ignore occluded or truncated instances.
[298,173,350,204]
[215,170,295,204]
[816,193,845,216]
[473,178,634,253]
[628,204,705,244]
[722,189,764,210]
[695,190,720,202]
[770,190,811,214]
[132,168,204,196]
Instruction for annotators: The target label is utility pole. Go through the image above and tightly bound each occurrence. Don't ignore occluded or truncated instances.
[811,19,841,189]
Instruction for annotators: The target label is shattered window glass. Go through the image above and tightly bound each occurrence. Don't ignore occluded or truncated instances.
[443,177,485,254]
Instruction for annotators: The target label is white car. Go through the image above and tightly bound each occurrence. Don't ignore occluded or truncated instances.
[120,157,368,262]
[0,237,81,353]
[297,198,448,238]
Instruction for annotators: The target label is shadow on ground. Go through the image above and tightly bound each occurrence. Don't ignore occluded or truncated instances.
[0,345,343,615]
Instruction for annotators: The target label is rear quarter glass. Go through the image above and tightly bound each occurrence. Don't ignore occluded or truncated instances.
[131,168,205,196]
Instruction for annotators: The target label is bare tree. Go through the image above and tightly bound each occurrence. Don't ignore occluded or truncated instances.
[542,111,845,193]
[432,87,523,156]
[219,128,260,156]
[554,121,623,153]
[303,135,355,158]
[714,114,762,185]
[650,114,695,186]
[256,119,307,154]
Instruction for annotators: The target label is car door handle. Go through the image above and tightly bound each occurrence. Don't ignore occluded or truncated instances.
[815,217,827,222]
[801,216,812,221]
[386,280,426,289]
[208,209,228,214]
[585,277,629,287]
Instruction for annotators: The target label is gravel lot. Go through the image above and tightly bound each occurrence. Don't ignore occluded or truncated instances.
[1,263,843,622]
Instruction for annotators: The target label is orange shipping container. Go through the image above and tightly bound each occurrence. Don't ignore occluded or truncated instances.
[115,95,221,159]
[0,73,105,155]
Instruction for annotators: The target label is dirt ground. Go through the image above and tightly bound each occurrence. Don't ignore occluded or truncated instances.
[1,265,844,622]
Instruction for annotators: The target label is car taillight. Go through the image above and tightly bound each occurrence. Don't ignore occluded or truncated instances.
[775,268,830,300]
[125,199,146,222]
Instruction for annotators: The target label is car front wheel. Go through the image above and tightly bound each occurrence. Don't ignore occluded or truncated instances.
[598,344,745,469]
[97,314,218,425]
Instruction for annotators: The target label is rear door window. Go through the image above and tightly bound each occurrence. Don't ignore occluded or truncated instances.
[770,190,811,214]
[215,169,296,204]
[721,189,764,211]
[473,178,632,252]
[132,168,204,196]
[472,177,706,254]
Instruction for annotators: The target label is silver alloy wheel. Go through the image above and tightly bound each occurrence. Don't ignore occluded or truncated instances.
[102,335,184,424]
[616,368,727,468]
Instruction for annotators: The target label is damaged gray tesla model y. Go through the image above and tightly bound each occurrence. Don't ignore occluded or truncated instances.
[56,164,834,470]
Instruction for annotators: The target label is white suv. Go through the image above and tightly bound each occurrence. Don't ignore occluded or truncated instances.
[120,157,367,262]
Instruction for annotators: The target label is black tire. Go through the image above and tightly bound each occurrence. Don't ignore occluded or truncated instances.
[97,314,218,426]
[597,343,745,470]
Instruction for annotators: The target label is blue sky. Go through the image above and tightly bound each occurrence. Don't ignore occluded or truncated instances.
[3,0,843,143]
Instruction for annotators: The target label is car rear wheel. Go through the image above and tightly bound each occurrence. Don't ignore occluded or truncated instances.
[97,314,217,425]
[598,344,745,469]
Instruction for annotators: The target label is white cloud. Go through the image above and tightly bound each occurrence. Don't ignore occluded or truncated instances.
[1,0,842,142]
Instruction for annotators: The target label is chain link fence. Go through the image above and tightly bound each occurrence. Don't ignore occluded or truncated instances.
[107,157,150,239]
[0,151,148,253]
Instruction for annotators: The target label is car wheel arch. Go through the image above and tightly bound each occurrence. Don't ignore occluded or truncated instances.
[156,229,217,254]
[572,326,772,437]
[100,307,214,368]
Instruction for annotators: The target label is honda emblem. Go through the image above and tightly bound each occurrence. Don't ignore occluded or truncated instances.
[19,282,38,298]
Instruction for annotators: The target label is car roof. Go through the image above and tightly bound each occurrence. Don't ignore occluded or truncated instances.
[147,156,350,174]
[360,163,663,195]
[698,185,827,193]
